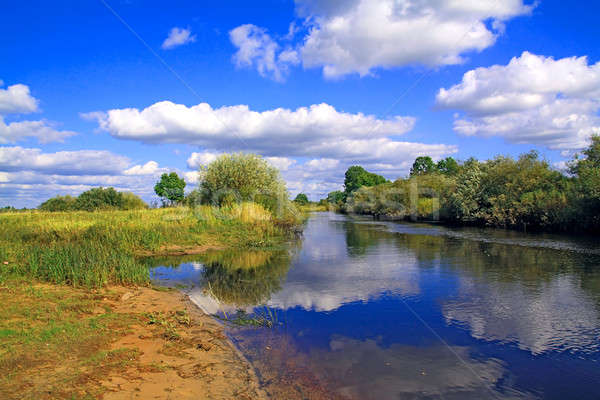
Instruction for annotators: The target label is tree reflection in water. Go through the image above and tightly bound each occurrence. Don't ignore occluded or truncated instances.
[200,249,293,307]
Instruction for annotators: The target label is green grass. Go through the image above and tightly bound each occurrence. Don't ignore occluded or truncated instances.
[0,204,299,288]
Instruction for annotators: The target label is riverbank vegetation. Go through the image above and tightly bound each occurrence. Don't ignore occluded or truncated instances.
[0,204,295,288]
[327,136,600,233]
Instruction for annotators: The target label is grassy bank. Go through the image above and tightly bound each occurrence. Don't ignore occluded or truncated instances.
[0,203,298,288]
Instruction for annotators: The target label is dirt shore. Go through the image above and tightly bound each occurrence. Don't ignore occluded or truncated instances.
[100,286,267,400]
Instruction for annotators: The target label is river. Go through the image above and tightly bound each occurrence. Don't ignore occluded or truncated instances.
[150,212,600,399]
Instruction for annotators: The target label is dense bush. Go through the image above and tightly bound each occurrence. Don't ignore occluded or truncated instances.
[75,187,123,211]
[39,188,147,212]
[121,192,150,210]
[39,195,77,212]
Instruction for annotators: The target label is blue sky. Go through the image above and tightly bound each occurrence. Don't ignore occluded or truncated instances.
[1,0,600,207]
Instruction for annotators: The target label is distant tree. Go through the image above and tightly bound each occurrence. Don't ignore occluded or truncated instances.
[344,166,388,195]
[39,195,77,212]
[293,193,309,205]
[410,156,436,176]
[327,190,345,204]
[154,172,186,206]
[75,187,123,211]
[436,157,459,175]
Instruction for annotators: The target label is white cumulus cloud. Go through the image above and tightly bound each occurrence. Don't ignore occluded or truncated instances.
[436,51,600,151]
[265,156,296,171]
[0,82,39,114]
[0,117,77,144]
[230,0,534,79]
[187,151,221,169]
[161,27,196,50]
[0,80,77,144]
[305,158,339,171]
[123,161,166,175]
[85,101,418,156]
[230,24,299,82]
[0,146,130,175]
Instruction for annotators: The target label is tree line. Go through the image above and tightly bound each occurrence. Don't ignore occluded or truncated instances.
[325,136,600,233]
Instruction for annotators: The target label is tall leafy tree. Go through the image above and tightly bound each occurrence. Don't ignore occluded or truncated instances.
[570,135,600,228]
[327,190,345,204]
[293,193,309,204]
[410,156,436,176]
[154,172,186,206]
[344,166,387,195]
[436,157,459,175]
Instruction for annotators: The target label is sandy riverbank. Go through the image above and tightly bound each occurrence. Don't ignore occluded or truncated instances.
[100,286,267,400]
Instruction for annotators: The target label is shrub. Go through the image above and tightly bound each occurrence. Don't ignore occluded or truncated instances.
[75,187,123,211]
[38,188,147,212]
[39,195,77,212]
[198,153,288,211]
[121,192,148,210]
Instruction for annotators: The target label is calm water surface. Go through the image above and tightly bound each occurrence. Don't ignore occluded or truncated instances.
[150,212,600,399]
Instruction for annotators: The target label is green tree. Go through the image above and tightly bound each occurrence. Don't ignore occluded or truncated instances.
[154,172,186,206]
[293,193,309,204]
[199,153,287,210]
[570,135,600,229]
[570,135,600,198]
[75,187,123,211]
[39,195,77,212]
[410,156,436,176]
[327,190,345,204]
[344,166,387,195]
[436,157,459,175]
